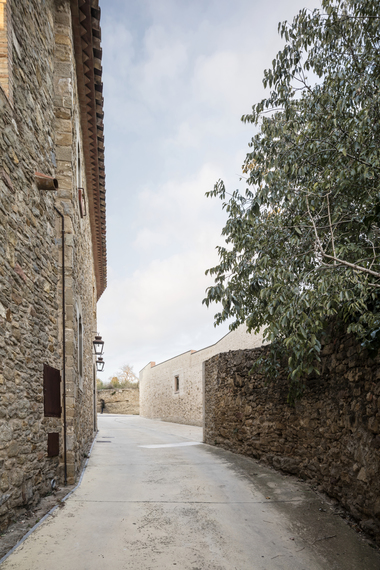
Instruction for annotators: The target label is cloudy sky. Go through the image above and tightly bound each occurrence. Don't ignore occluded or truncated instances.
[97,0,320,380]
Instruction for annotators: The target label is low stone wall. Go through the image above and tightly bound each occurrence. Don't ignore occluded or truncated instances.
[204,335,380,544]
[97,388,139,415]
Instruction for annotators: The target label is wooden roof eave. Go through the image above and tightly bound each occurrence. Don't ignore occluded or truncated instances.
[70,0,107,300]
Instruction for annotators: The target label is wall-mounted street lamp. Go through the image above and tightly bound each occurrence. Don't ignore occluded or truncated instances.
[93,334,104,356]
[93,333,105,371]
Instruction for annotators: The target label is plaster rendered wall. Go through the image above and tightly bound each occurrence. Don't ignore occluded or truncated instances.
[0,0,98,529]
[139,326,264,426]
[97,388,139,415]
[204,336,380,545]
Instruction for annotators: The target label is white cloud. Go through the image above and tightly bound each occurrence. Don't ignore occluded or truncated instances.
[136,26,188,108]
[98,243,229,378]
[98,163,232,377]
[98,0,321,379]
[193,50,262,115]
[133,163,225,254]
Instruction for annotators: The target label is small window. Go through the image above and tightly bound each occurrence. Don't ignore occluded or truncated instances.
[78,315,83,377]
[0,0,13,104]
[174,375,179,393]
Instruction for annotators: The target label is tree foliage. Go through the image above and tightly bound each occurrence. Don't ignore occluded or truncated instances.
[203,0,380,394]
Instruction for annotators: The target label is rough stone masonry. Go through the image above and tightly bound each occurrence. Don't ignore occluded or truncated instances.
[204,331,380,545]
[0,0,106,530]
[97,388,139,415]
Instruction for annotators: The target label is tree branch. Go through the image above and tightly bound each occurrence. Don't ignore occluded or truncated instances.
[321,252,380,279]
[326,194,336,264]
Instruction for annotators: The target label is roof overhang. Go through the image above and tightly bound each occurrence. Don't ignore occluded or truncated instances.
[71,0,106,299]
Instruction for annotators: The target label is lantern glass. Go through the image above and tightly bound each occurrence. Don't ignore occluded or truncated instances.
[93,335,104,355]
[96,358,105,372]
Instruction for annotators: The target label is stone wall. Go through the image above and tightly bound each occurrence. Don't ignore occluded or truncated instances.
[140,325,264,426]
[53,0,98,485]
[0,0,13,104]
[204,334,380,544]
[0,0,62,530]
[0,0,102,530]
[97,388,139,415]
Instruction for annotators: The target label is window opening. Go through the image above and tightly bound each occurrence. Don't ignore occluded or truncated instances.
[77,141,87,217]
[43,364,62,418]
[47,433,60,457]
[174,375,179,393]
[78,187,86,217]
[77,142,81,186]
[79,315,83,378]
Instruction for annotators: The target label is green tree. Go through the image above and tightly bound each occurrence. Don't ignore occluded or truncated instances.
[204,0,380,395]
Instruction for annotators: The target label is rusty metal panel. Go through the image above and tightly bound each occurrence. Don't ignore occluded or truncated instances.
[43,364,61,418]
[47,432,59,457]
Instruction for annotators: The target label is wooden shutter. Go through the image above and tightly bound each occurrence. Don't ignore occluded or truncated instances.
[47,433,60,457]
[43,364,61,417]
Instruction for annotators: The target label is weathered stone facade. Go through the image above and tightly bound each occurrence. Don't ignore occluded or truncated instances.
[204,333,380,544]
[0,0,106,530]
[0,0,13,104]
[97,388,139,415]
[140,325,264,426]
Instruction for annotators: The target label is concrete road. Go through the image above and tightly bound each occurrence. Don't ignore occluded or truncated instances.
[2,415,379,570]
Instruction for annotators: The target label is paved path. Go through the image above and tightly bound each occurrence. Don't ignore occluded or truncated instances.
[2,415,379,569]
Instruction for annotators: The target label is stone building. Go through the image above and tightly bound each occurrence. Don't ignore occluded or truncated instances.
[139,326,264,426]
[0,0,106,529]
